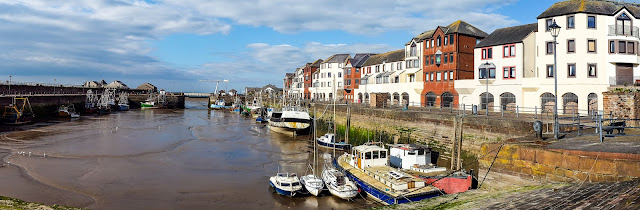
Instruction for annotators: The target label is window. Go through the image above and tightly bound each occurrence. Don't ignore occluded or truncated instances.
[430,72,434,81]
[444,71,448,80]
[610,41,616,53]
[567,15,575,29]
[437,36,441,47]
[328,72,331,77]
[617,13,631,35]
[356,68,360,73]
[449,71,454,80]
[482,48,492,59]
[503,67,516,78]
[503,67,509,78]
[406,60,411,68]
[588,16,596,28]
[619,41,627,53]
[449,53,453,63]
[588,39,596,53]
[391,63,394,70]
[328,63,332,68]
[375,65,380,73]
[399,63,402,69]
[547,65,554,78]
[327,82,331,87]
[367,67,371,74]
[409,74,415,82]
[410,43,417,56]
[479,68,495,79]
[546,41,554,54]
[338,82,342,87]
[482,49,486,59]
[355,79,359,84]
[568,64,576,77]
[628,42,635,54]
[546,19,552,31]
[504,46,509,57]
[338,63,342,68]
[431,56,434,65]
[444,36,448,45]
[588,64,597,77]
[450,35,454,45]
[503,45,515,57]
[568,40,575,53]
[444,54,448,63]
[425,41,429,49]
[431,39,434,48]
[413,60,418,68]
[436,72,441,81]
[510,67,515,78]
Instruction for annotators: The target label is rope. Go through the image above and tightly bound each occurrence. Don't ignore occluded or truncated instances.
[479,143,505,188]
[550,151,600,209]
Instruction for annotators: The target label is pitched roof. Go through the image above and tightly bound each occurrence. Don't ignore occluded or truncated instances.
[476,23,538,48]
[408,29,436,44]
[310,59,323,67]
[349,53,376,67]
[441,20,488,38]
[538,0,640,19]
[285,73,294,78]
[322,54,351,63]
[362,49,405,66]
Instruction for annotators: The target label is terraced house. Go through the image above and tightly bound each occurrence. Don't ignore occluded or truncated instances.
[312,54,351,101]
[421,20,488,108]
[355,49,413,105]
[303,59,322,100]
[343,54,374,103]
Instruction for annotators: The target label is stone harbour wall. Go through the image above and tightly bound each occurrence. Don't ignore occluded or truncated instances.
[603,91,640,126]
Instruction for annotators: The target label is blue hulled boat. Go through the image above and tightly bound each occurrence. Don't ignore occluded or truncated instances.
[316,133,351,150]
[269,172,303,197]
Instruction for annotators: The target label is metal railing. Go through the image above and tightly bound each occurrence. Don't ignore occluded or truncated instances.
[608,25,640,38]
[558,112,640,142]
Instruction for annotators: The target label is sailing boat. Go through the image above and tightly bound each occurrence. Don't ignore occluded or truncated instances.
[301,105,324,196]
[321,75,358,200]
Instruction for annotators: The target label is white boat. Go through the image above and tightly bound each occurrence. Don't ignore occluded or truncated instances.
[269,172,303,197]
[301,107,324,197]
[322,166,359,200]
[317,133,352,150]
[118,92,130,111]
[58,104,80,118]
[268,107,311,135]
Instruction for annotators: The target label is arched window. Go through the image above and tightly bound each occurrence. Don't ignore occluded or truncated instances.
[480,92,494,110]
[441,92,454,108]
[437,36,441,47]
[425,92,436,107]
[588,93,598,116]
[562,92,578,114]
[392,92,400,105]
[401,92,409,106]
[541,92,555,113]
[500,92,516,110]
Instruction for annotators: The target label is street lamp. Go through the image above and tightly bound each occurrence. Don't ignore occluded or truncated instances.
[549,19,561,139]
[482,61,491,116]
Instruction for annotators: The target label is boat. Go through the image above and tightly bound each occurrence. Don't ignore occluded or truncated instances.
[84,89,98,113]
[322,165,359,200]
[269,172,303,197]
[301,106,324,197]
[210,99,230,110]
[58,104,80,118]
[268,106,311,135]
[141,94,159,109]
[334,143,441,205]
[1,97,35,125]
[317,133,352,150]
[118,92,130,111]
[388,144,473,194]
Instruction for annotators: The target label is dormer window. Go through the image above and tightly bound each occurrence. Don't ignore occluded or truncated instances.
[410,43,417,56]
[617,13,632,35]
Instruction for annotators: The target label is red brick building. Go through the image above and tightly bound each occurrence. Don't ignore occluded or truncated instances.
[343,54,374,102]
[303,59,322,99]
[283,73,293,99]
[421,20,488,107]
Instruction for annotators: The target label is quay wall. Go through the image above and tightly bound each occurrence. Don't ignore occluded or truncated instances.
[129,94,185,109]
[479,143,640,182]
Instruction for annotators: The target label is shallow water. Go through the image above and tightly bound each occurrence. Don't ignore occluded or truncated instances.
[0,98,372,209]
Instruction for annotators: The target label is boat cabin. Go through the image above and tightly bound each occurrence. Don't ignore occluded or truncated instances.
[389,144,432,169]
[350,144,388,169]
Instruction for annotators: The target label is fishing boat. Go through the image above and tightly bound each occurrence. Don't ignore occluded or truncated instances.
[334,143,441,205]
[317,133,352,150]
[389,144,472,194]
[268,106,311,135]
[301,106,324,197]
[84,90,98,113]
[269,172,303,197]
[1,97,35,125]
[58,104,80,118]
[322,165,359,200]
[210,99,230,110]
[118,92,130,111]
[141,94,158,109]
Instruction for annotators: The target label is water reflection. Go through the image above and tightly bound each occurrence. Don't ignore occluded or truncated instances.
[0,98,372,209]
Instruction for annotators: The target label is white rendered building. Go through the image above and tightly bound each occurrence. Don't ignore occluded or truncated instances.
[312,54,351,101]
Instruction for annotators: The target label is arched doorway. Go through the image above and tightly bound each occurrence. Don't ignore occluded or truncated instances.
[425,92,436,107]
[480,92,494,111]
[401,92,409,106]
[358,93,363,103]
[392,92,400,105]
[441,92,454,108]
[588,93,598,116]
[540,92,555,113]
[364,93,370,104]
[562,92,578,114]
[500,92,516,110]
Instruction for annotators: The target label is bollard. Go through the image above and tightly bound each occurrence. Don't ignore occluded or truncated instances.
[516,105,519,118]
[535,106,537,118]
[501,106,504,117]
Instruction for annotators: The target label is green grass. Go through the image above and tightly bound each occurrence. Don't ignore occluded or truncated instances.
[0,196,81,210]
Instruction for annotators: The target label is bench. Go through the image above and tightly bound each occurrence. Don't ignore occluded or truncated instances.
[603,121,626,135]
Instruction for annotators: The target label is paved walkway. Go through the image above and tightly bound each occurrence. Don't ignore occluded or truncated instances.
[486,180,640,209]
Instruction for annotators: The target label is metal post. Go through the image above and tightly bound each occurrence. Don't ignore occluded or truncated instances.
[577,113,581,136]
[598,114,603,143]
[535,106,537,117]
[553,35,559,140]
[501,105,504,117]
[516,105,519,118]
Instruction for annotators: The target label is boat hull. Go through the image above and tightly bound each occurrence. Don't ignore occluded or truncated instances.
[269,179,297,197]
[118,104,130,111]
[333,158,439,205]
[58,111,70,117]
[316,138,351,150]
[301,175,324,197]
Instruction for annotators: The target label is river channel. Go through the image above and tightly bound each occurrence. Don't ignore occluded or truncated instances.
[0,98,372,209]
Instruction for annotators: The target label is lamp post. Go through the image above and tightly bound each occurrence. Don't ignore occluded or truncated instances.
[483,61,491,116]
[549,19,561,139]
[8,75,11,95]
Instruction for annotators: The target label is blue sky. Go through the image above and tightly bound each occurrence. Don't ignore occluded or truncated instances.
[0,0,565,92]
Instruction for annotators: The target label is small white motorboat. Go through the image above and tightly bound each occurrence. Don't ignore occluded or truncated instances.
[269,172,303,197]
[322,166,358,200]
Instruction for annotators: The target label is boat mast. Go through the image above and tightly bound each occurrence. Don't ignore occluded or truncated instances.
[313,104,317,176]
[333,74,336,158]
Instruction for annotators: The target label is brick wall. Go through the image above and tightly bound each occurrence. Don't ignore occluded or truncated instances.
[369,93,389,108]
[603,92,640,126]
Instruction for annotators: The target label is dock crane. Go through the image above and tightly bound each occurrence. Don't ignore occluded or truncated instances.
[199,79,229,109]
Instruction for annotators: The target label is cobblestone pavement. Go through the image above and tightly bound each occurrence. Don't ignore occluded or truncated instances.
[485,181,640,209]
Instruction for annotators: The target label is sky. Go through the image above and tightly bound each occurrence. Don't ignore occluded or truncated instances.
[0,0,565,93]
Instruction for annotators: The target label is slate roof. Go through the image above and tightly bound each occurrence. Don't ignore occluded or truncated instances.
[349,53,376,68]
[285,73,294,78]
[410,20,488,43]
[538,0,640,19]
[476,23,538,48]
[310,59,323,67]
[362,49,405,66]
[322,54,351,63]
